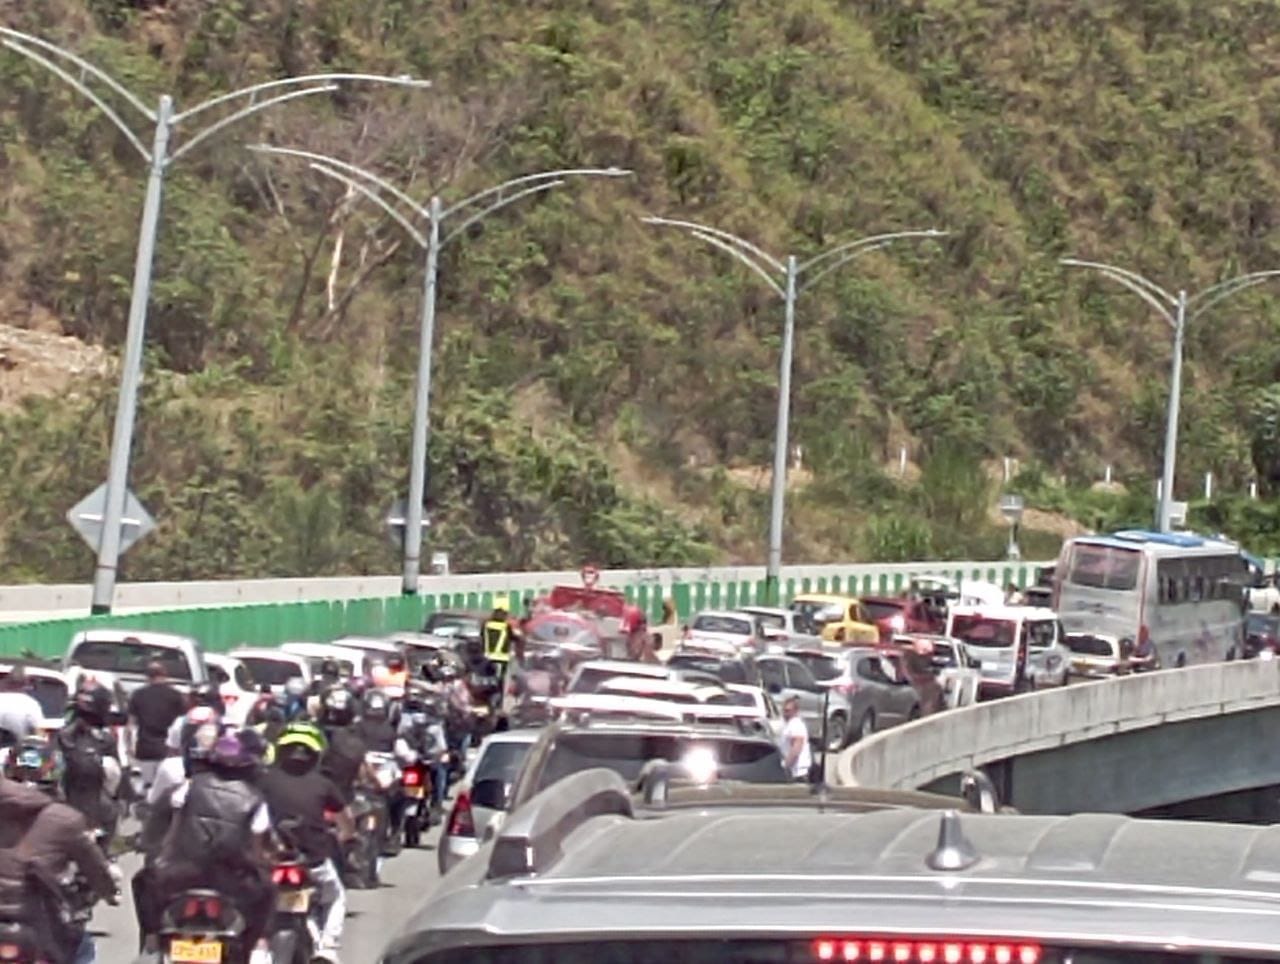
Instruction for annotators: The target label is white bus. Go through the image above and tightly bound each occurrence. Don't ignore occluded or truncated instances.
[1053,529,1249,668]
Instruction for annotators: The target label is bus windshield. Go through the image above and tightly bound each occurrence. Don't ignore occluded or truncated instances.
[1067,544,1140,591]
[950,615,1015,648]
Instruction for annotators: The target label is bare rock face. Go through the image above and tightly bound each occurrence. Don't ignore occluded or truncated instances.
[0,323,110,410]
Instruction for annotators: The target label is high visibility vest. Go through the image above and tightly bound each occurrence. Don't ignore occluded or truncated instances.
[483,620,511,662]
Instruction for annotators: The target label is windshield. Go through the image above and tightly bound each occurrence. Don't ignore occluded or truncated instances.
[691,615,753,636]
[1066,635,1115,656]
[69,640,192,680]
[537,732,787,791]
[950,615,1016,648]
[474,741,534,788]
[862,601,905,622]
[238,657,305,687]
[1068,544,1140,591]
[747,611,786,630]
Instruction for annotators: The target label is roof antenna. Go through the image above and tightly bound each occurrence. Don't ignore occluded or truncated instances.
[811,684,831,795]
[926,810,980,871]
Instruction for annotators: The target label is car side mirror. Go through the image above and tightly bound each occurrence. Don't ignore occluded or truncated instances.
[470,777,510,811]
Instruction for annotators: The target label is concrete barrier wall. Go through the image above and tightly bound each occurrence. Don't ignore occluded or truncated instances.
[836,659,1280,792]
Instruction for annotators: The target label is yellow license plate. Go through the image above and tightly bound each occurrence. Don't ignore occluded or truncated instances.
[405,785,425,798]
[169,939,223,963]
[277,889,312,913]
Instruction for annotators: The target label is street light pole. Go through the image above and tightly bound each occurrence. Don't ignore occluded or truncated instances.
[643,217,948,604]
[1,28,427,613]
[251,146,631,593]
[1062,258,1280,532]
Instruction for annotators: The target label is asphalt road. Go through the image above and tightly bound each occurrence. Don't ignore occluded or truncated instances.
[93,821,445,963]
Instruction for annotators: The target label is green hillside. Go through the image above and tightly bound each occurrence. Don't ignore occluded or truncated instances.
[3,0,1280,580]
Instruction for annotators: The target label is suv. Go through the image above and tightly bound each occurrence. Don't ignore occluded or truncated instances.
[504,718,789,817]
[664,650,761,686]
[772,649,921,749]
[380,769,1280,963]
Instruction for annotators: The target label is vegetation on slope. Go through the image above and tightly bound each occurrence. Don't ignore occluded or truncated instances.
[3,0,1280,579]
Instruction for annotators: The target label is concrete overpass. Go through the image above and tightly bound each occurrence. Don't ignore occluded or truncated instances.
[836,660,1280,816]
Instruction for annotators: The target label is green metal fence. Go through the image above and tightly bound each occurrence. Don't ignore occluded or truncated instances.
[0,563,1045,660]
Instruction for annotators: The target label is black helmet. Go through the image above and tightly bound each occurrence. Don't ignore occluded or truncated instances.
[363,690,389,720]
[74,685,112,726]
[319,658,341,680]
[320,686,355,727]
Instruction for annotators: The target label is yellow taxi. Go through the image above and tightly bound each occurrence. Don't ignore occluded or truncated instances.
[789,593,880,644]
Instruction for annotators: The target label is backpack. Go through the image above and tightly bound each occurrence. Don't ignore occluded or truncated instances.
[0,822,77,964]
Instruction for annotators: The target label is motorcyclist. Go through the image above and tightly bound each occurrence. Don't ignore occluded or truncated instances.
[309,659,343,700]
[142,731,275,962]
[260,722,353,964]
[163,681,224,753]
[353,691,396,754]
[317,688,369,806]
[395,690,449,817]
[56,685,123,842]
[0,739,119,964]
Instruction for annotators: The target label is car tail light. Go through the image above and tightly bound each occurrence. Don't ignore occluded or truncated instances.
[833,680,858,696]
[0,943,22,961]
[447,790,475,837]
[812,940,1040,964]
[403,767,423,788]
[272,863,307,887]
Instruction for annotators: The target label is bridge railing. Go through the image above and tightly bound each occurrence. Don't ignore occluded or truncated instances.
[835,659,1280,792]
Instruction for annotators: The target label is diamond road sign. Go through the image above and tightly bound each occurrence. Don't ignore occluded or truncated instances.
[67,483,156,556]
[385,497,430,549]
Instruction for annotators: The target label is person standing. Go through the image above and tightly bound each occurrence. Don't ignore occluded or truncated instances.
[778,697,812,783]
[126,662,187,792]
[0,669,44,743]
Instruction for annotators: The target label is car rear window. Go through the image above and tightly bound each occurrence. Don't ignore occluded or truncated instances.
[1068,544,1140,591]
[474,741,534,786]
[665,655,749,685]
[691,615,753,636]
[1066,635,1115,657]
[69,641,192,680]
[423,614,481,639]
[537,732,787,792]
[238,657,304,687]
[0,673,68,720]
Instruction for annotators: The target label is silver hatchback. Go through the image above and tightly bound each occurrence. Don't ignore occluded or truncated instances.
[437,729,538,875]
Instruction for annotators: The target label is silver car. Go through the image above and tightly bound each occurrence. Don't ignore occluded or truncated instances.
[438,729,538,875]
[778,649,921,749]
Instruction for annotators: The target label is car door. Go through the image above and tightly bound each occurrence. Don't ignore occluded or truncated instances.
[878,653,920,724]
[781,659,825,740]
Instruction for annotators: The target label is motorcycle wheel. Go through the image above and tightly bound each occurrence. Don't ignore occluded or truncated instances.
[404,814,421,849]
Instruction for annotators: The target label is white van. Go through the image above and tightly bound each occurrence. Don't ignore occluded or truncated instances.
[945,604,1067,698]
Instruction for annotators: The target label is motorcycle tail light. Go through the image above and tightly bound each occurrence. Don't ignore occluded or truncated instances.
[403,767,423,787]
[447,790,475,838]
[271,863,308,887]
[203,897,222,920]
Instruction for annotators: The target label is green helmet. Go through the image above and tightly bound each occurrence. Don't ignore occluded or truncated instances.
[275,720,326,755]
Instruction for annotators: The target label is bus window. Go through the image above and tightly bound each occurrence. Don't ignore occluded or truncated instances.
[1067,545,1140,591]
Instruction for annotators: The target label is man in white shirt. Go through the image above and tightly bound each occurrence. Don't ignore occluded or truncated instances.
[0,669,45,742]
[779,696,812,782]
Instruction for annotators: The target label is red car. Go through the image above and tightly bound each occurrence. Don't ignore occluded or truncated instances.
[860,596,945,644]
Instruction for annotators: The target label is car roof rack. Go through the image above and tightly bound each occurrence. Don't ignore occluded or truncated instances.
[487,767,633,880]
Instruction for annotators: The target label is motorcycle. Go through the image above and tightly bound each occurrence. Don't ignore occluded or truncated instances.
[0,921,46,964]
[365,751,402,858]
[399,761,430,849]
[267,860,315,964]
[158,888,249,964]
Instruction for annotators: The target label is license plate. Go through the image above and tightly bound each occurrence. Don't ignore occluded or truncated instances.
[405,786,425,799]
[1072,660,1088,671]
[277,889,311,914]
[169,939,223,963]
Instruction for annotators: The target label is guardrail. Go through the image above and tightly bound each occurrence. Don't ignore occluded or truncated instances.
[0,559,1047,659]
[835,659,1280,792]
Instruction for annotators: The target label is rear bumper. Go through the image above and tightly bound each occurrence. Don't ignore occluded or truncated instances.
[437,833,479,876]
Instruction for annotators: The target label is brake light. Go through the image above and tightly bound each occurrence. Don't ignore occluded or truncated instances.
[0,943,21,961]
[811,941,1040,964]
[403,767,423,787]
[447,790,475,837]
[834,681,858,696]
[272,864,307,887]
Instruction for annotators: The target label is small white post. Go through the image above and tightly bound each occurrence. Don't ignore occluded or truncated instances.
[898,445,907,478]
[1204,472,1213,501]
[1104,464,1112,485]
[1003,456,1012,483]
[1251,481,1259,500]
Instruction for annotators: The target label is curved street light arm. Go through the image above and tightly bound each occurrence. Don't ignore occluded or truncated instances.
[440,178,566,247]
[444,167,630,220]
[0,38,151,162]
[309,162,428,248]
[1061,258,1178,311]
[797,240,892,294]
[0,28,155,120]
[641,215,785,275]
[1189,271,1280,321]
[169,85,341,165]
[171,73,429,126]
[683,228,786,298]
[797,228,947,275]
[1064,262,1177,327]
[249,144,428,221]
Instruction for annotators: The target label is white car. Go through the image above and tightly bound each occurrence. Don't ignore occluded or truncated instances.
[203,653,256,726]
[682,611,762,653]
[734,606,824,649]
[566,659,672,694]
[724,683,783,741]
[596,676,732,705]
[0,662,70,733]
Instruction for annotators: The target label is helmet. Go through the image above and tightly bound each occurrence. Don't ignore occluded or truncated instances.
[320,686,355,727]
[493,595,510,615]
[275,721,326,769]
[191,682,221,711]
[363,690,389,720]
[73,685,112,726]
[319,658,341,680]
[284,676,307,700]
[3,737,63,792]
[210,733,257,772]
